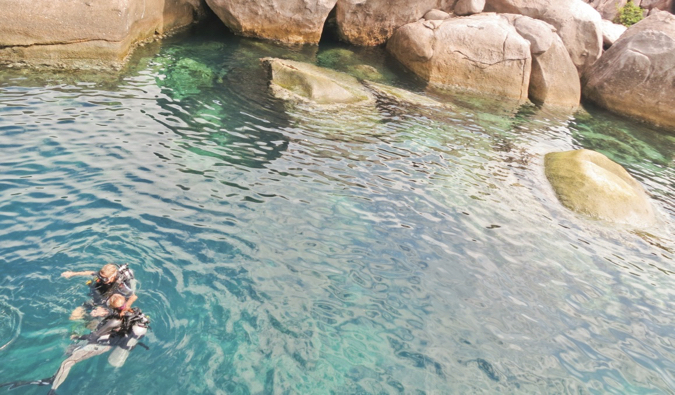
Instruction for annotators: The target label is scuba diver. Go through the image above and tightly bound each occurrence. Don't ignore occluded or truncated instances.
[61,263,138,320]
[0,294,150,394]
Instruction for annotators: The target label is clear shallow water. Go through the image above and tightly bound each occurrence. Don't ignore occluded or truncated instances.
[1,24,675,394]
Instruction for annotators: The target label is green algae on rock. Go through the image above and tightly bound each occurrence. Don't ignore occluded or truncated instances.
[260,58,375,106]
[545,149,655,227]
[362,80,450,109]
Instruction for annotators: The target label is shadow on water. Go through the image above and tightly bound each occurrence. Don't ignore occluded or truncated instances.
[146,21,354,170]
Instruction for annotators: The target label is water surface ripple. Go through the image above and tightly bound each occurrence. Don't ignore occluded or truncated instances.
[1,28,675,394]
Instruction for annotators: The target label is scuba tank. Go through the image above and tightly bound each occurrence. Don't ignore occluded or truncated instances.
[116,263,134,282]
[108,308,150,368]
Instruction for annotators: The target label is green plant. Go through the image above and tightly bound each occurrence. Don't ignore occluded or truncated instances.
[616,1,644,27]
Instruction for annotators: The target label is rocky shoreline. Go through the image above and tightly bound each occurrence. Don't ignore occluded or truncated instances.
[0,0,672,130]
[0,0,670,227]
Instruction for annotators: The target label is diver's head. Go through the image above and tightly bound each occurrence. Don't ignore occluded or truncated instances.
[98,264,118,284]
[108,294,126,311]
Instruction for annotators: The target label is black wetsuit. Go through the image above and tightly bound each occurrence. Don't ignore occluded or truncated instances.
[85,266,135,310]
[1,309,150,394]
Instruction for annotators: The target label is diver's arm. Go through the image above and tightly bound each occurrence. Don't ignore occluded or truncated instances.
[122,294,138,311]
[61,270,96,279]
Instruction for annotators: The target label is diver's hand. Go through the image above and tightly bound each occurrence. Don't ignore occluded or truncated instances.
[90,307,109,317]
[61,270,95,279]
[61,271,76,279]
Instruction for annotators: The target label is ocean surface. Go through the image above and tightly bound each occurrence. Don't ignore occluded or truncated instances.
[1,22,674,394]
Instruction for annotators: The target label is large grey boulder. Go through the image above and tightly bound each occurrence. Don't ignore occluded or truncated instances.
[485,0,604,73]
[583,12,675,130]
[454,0,487,16]
[641,0,674,13]
[424,9,452,20]
[335,0,454,46]
[509,14,556,54]
[386,14,532,101]
[545,149,655,226]
[584,0,628,21]
[529,32,581,107]
[601,19,628,47]
[205,0,337,44]
[0,0,206,69]
[260,58,375,106]
[501,14,581,107]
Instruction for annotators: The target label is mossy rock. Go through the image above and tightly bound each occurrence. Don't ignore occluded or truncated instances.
[159,57,215,99]
[260,57,375,106]
[349,64,384,81]
[317,48,388,81]
[316,48,360,68]
[545,149,655,226]
[363,80,450,108]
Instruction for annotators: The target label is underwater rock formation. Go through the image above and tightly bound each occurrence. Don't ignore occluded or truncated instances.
[260,57,375,106]
[362,80,450,108]
[545,149,655,226]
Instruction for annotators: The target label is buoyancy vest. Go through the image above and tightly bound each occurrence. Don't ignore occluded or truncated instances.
[89,264,135,304]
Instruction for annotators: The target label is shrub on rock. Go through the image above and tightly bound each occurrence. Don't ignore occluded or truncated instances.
[616,0,644,26]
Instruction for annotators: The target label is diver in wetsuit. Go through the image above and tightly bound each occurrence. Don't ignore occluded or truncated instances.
[62,263,138,319]
[0,294,150,394]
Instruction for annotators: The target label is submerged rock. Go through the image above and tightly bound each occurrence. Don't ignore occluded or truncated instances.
[260,58,375,106]
[0,0,206,69]
[545,149,655,226]
[386,14,532,101]
[362,80,450,108]
[316,48,389,81]
[158,58,216,100]
[583,12,675,130]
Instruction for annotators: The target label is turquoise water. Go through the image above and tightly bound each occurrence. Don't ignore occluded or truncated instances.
[1,23,675,394]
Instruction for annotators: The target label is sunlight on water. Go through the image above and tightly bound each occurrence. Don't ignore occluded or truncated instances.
[1,22,675,394]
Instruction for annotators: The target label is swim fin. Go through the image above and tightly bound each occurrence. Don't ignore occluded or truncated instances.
[0,376,53,390]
